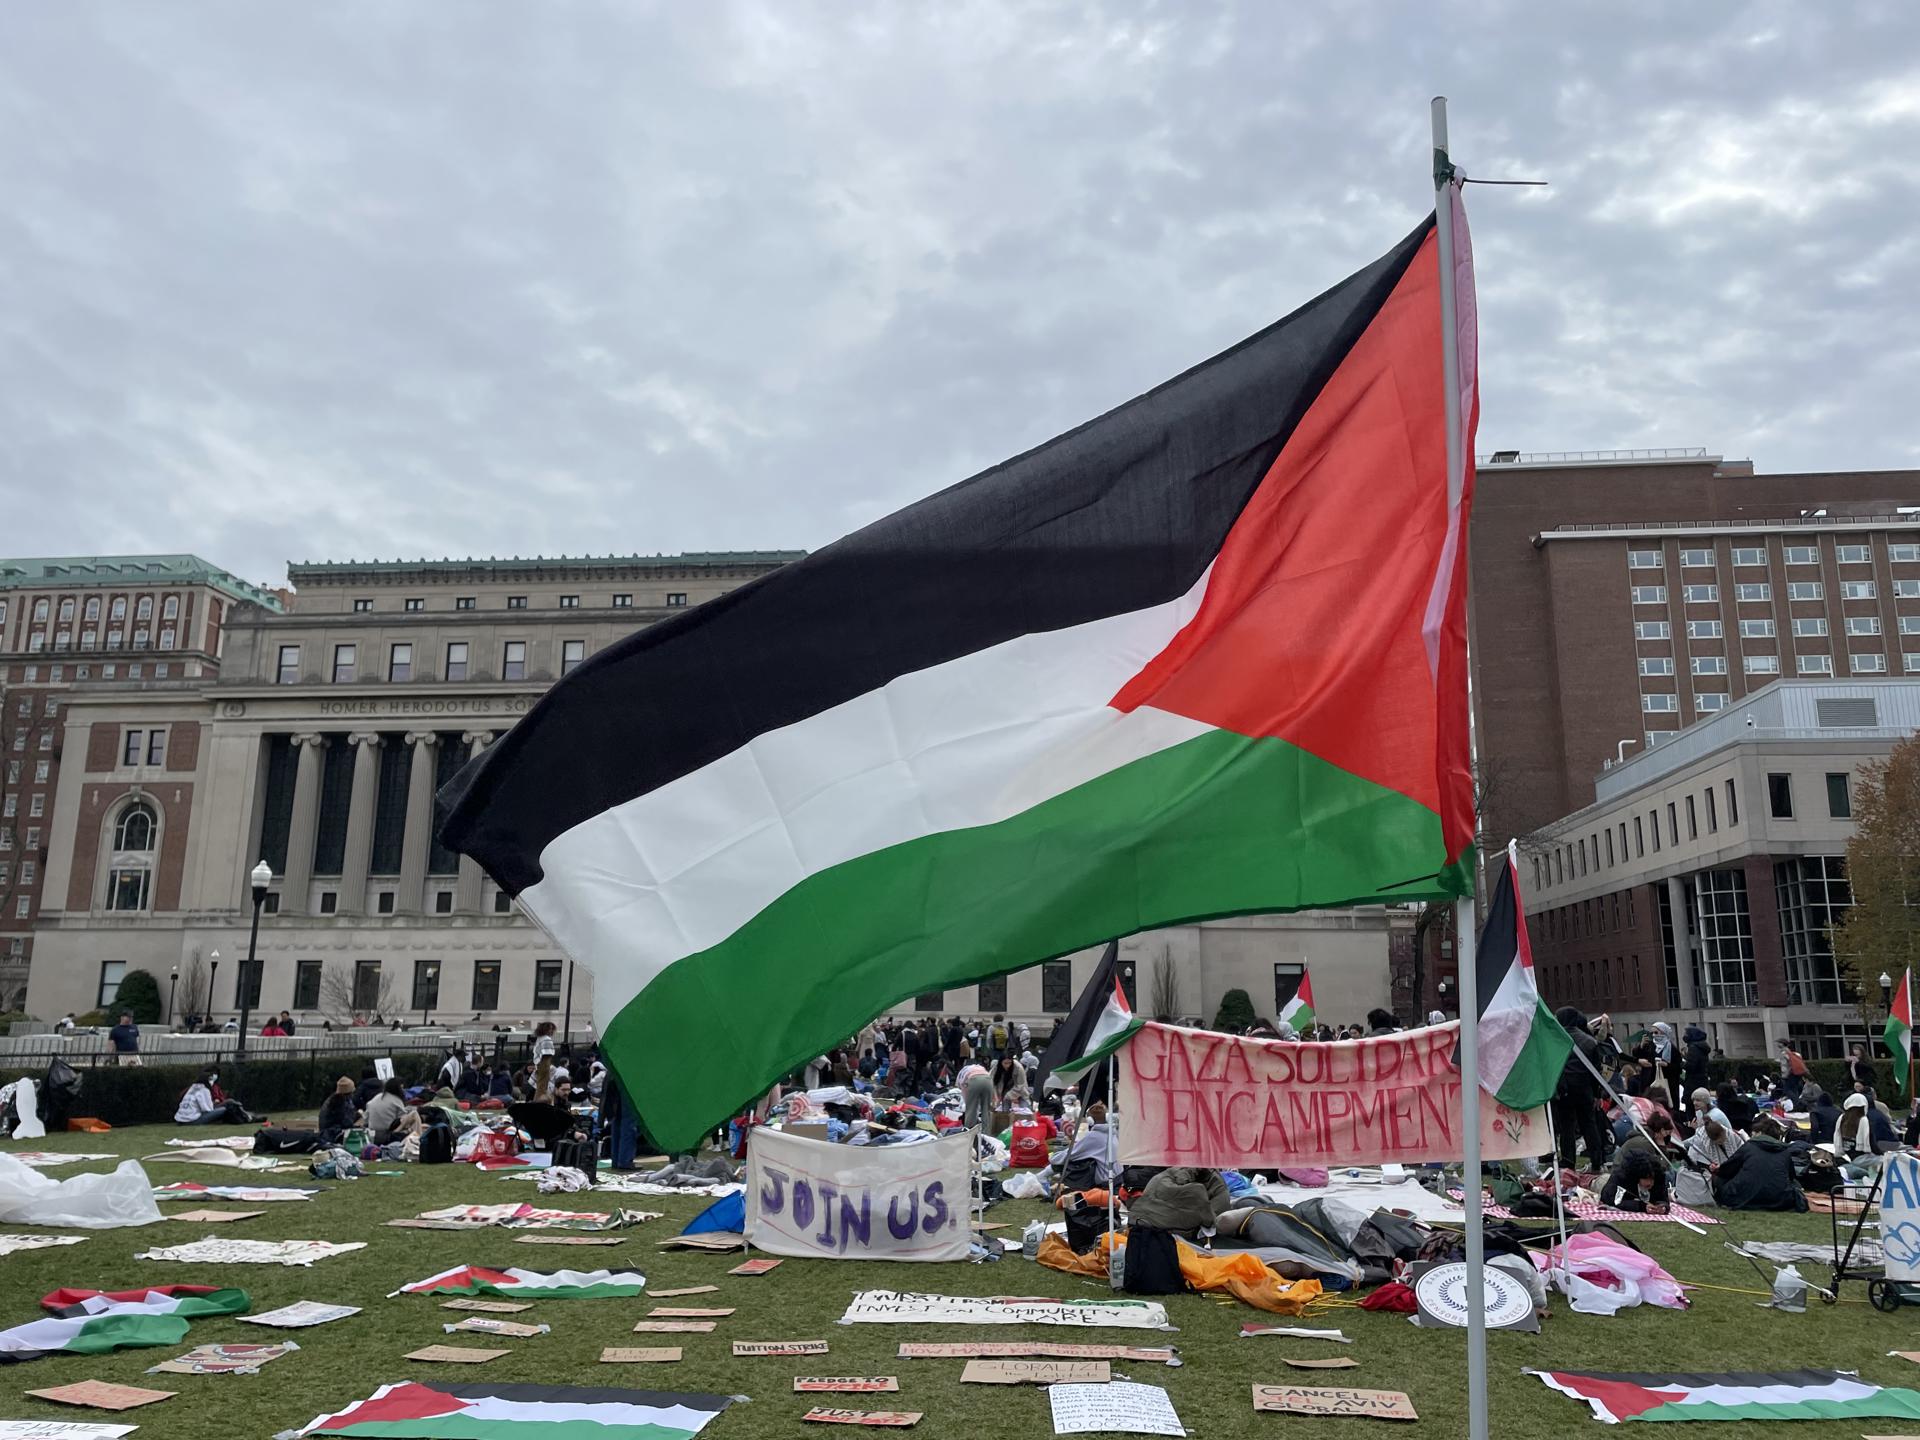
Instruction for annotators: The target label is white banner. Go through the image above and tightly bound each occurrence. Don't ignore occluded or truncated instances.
[745,1130,971,1263]
[1880,1153,1920,1283]
[841,1291,1171,1330]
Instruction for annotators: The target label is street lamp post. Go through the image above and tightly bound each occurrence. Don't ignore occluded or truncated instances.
[166,967,178,1031]
[422,962,439,1031]
[237,861,273,1059]
[207,951,220,1034]
[1882,972,1895,1053]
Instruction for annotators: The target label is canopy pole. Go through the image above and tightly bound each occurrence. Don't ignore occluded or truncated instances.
[1434,91,1488,1440]
[1107,1049,1120,1290]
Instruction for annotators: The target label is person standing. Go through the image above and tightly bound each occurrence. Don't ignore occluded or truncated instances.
[108,1011,141,1067]
[1682,1024,1710,1096]
[959,1059,994,1132]
[902,1023,923,1094]
[1777,1039,1809,1102]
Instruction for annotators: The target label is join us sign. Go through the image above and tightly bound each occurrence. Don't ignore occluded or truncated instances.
[1117,1020,1545,1169]
[745,1129,971,1263]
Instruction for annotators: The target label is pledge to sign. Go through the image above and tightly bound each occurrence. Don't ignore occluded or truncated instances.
[1118,1021,1543,1168]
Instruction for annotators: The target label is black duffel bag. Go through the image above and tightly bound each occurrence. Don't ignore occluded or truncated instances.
[253,1128,323,1155]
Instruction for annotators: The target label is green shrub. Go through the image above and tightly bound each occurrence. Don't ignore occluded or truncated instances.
[1212,988,1257,1033]
[114,970,163,1024]
[39,1053,409,1127]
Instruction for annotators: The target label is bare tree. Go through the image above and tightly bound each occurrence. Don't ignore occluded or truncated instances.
[318,961,404,1026]
[176,950,212,1028]
[1149,946,1179,1022]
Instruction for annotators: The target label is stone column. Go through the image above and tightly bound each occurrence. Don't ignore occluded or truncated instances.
[1666,875,1698,1012]
[455,731,494,912]
[335,733,384,916]
[397,731,441,914]
[278,734,330,916]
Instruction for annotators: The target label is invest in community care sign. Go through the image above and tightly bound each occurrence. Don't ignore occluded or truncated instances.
[746,1128,971,1262]
[1116,1020,1545,1168]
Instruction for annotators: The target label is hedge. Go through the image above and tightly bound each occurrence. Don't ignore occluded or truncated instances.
[22,1052,447,1128]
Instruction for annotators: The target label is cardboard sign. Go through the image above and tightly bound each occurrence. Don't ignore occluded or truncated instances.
[237,1302,360,1328]
[167,1209,263,1223]
[1240,1325,1350,1343]
[1049,1381,1183,1437]
[1117,1020,1545,1168]
[0,1235,87,1259]
[374,1057,394,1081]
[146,1342,297,1375]
[844,1292,1169,1331]
[730,1258,783,1275]
[24,1384,175,1412]
[734,1340,830,1356]
[656,1233,748,1252]
[602,1347,683,1363]
[795,1378,900,1394]
[1251,1387,1418,1421]
[405,1346,510,1364]
[0,1425,137,1440]
[444,1318,550,1338]
[897,1342,1178,1364]
[1284,1358,1360,1370]
[633,1321,717,1333]
[517,1235,626,1246]
[439,1300,533,1314]
[963,1360,1110,1385]
[1879,1156,1920,1282]
[649,1307,735,1318]
[746,1127,973,1263]
[801,1410,922,1427]
[650,1285,722,1298]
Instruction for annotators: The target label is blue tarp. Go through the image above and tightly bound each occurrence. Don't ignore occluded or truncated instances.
[682,1190,745,1235]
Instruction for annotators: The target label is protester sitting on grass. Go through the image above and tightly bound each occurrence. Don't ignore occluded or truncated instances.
[1804,1085,1841,1144]
[1836,1092,1899,1160]
[318,1076,360,1142]
[364,1077,422,1145]
[352,1067,382,1110]
[1716,1081,1758,1134]
[1599,1143,1670,1213]
[175,1069,256,1126]
[1683,1109,1742,1173]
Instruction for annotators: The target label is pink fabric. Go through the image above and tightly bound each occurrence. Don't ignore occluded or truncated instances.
[1533,1232,1687,1313]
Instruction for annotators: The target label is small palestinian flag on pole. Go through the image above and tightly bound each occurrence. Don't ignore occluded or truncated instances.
[1887,968,1913,1097]
[1474,842,1572,1111]
[390,1266,647,1300]
[295,1381,736,1440]
[1051,975,1144,1082]
[1531,1368,1920,1424]
[440,209,1479,1151]
[0,1286,249,1363]
[1278,972,1316,1036]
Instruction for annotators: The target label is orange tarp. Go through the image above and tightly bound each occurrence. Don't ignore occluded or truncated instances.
[1034,1233,1323,1316]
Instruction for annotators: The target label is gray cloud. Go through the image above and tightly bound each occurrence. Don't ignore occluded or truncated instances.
[1,1,1915,587]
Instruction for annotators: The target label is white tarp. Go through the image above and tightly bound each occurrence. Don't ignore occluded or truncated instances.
[1879,1153,1920,1283]
[841,1291,1172,1330]
[0,1155,162,1229]
[746,1128,971,1263]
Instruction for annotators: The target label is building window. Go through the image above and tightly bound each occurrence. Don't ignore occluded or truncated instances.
[1892,544,1920,563]
[1633,815,1644,857]
[507,596,528,610]
[107,597,124,621]
[472,961,501,1010]
[1740,618,1776,638]
[134,596,152,621]
[147,729,166,765]
[1635,620,1670,640]
[1775,855,1852,1006]
[1736,583,1771,602]
[115,805,154,850]
[1683,584,1718,603]
[262,892,280,915]
[493,889,513,914]
[1768,773,1794,819]
[666,593,688,607]
[1697,693,1729,711]
[977,976,1009,1013]
[1732,546,1765,566]
[533,960,563,1011]
[1042,960,1074,1012]
[456,596,476,610]
[1667,803,1678,847]
[81,629,96,648]
[404,598,425,612]
[1628,550,1662,569]
[1851,652,1888,674]
[352,961,382,1011]
[122,729,143,766]
[613,594,632,608]
[1744,654,1779,674]
[293,960,323,1010]
[428,889,452,915]
[1678,547,1713,568]
[131,627,149,648]
[352,598,373,612]
[377,891,395,915]
[333,643,356,683]
[33,760,47,783]
[1631,585,1667,605]
[161,594,179,619]
[1908,653,1920,673]
[559,595,579,609]
[1687,619,1722,639]
[1694,868,1758,1007]
[445,642,469,682]
[236,958,264,1011]
[1784,545,1818,565]
[1787,581,1824,601]
[319,891,339,915]
[915,992,943,1012]
[1605,829,1614,866]
[1793,617,1829,637]
[1897,580,1920,598]
[412,961,441,1011]
[97,961,127,1009]
[1842,580,1878,600]
[1639,657,1674,676]
[561,640,585,675]
[157,626,175,648]
[1798,654,1833,675]
[1691,655,1727,675]
[388,643,413,682]
[1847,616,1882,636]
[105,801,156,912]
[1686,794,1698,840]
[277,645,301,684]
[1827,772,1852,818]
[1642,693,1678,712]
[502,641,527,681]
[1836,544,1871,564]
[1726,778,1739,827]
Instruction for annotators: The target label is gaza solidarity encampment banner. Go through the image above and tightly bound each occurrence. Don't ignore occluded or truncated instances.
[746,1129,971,1263]
[1117,1021,1544,1169]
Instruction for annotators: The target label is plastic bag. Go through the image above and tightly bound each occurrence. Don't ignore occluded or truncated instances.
[1769,1265,1808,1312]
[0,1153,162,1229]
[1001,1171,1051,1201]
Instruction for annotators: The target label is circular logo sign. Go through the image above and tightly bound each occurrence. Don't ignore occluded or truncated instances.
[1411,1261,1535,1330]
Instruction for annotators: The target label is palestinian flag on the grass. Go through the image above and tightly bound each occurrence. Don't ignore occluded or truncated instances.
[1277,971,1316,1036]
[1532,1368,1920,1424]
[1887,967,1913,1096]
[1474,842,1573,1111]
[0,1286,248,1363]
[439,205,1480,1151]
[391,1266,647,1300]
[1052,974,1145,1082]
[298,1381,734,1440]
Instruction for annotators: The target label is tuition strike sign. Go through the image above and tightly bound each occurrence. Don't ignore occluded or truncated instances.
[1117,1020,1543,1168]
[746,1129,971,1263]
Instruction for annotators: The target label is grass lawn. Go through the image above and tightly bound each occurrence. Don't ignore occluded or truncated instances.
[2,1125,1915,1439]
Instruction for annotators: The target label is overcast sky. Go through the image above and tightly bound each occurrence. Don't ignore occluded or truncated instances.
[2,3,1915,589]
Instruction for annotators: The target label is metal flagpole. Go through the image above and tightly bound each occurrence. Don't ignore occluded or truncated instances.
[1106,1050,1120,1290]
[1433,93,1488,1440]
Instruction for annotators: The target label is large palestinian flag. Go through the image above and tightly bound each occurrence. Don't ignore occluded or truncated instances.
[391,1266,647,1300]
[1532,1369,1920,1424]
[439,209,1480,1150]
[297,1381,734,1440]
[0,1286,249,1363]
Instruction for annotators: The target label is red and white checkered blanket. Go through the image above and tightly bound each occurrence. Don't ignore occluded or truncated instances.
[1451,1191,1720,1225]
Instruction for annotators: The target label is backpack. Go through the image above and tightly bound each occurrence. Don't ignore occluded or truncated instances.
[990,1023,1008,1049]
[419,1125,454,1164]
[1120,1225,1186,1295]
